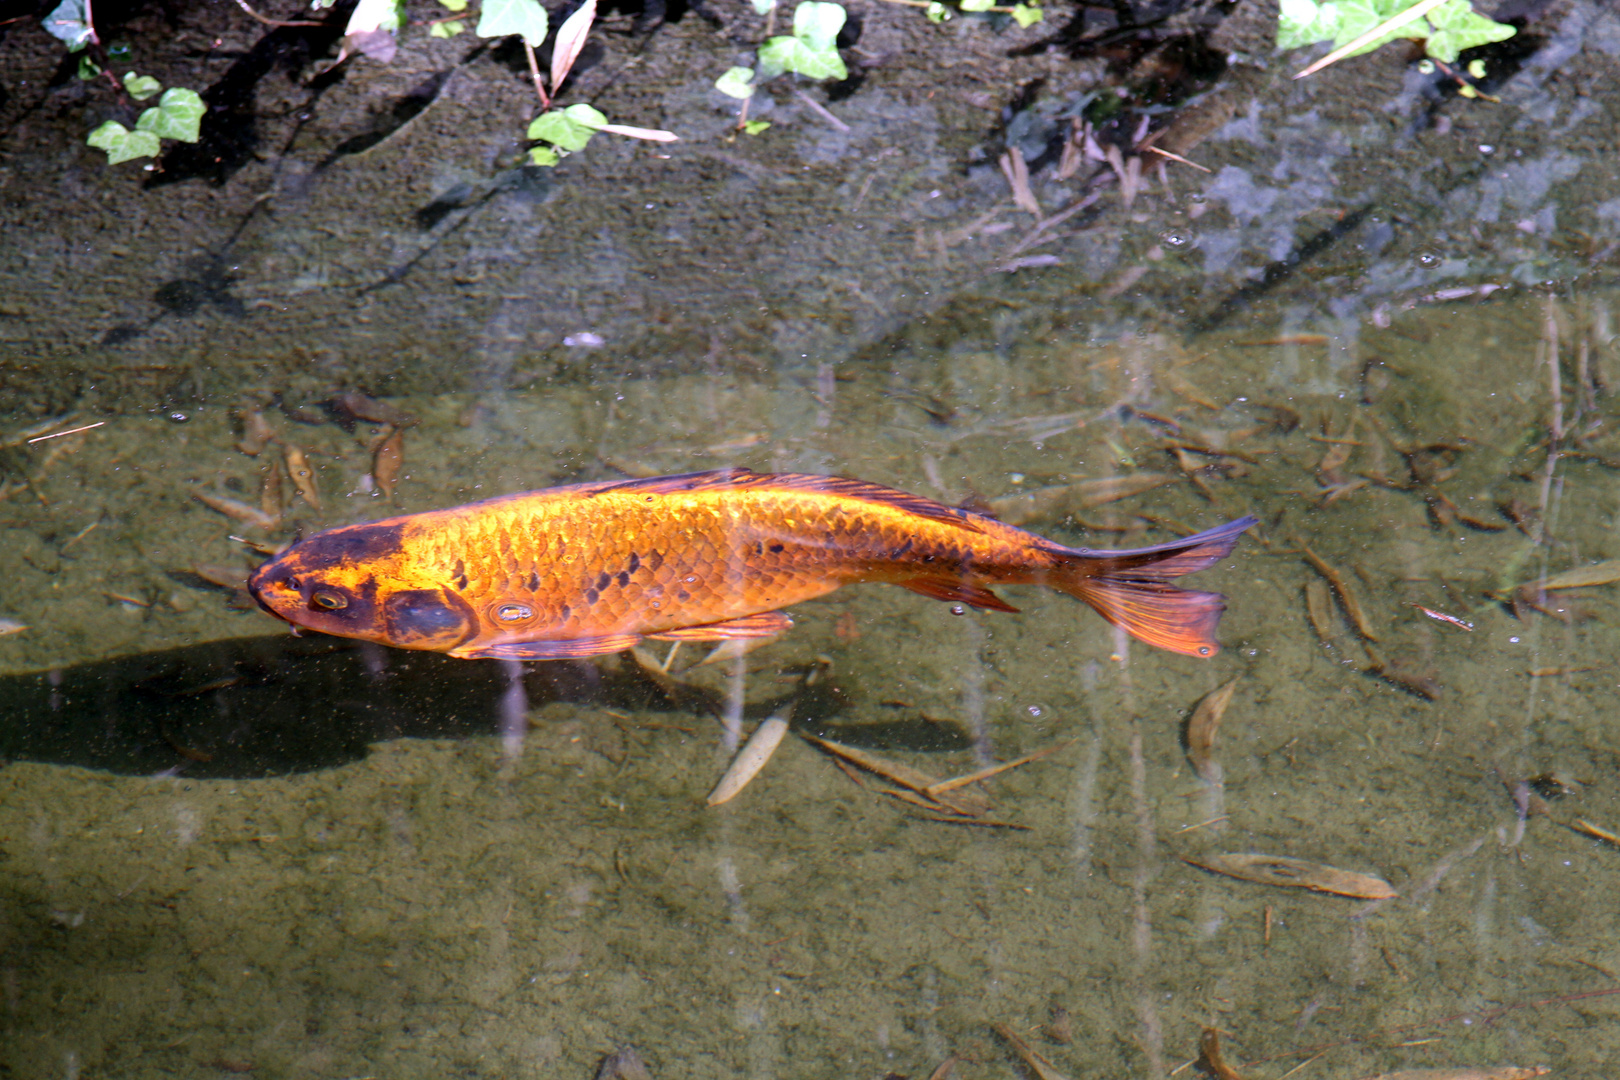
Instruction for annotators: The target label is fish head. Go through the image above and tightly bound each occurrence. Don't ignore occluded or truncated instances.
[248,519,477,653]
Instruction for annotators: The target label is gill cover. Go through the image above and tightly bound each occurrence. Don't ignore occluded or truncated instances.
[382,588,478,649]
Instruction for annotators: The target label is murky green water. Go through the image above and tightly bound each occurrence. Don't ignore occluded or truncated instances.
[4,0,1620,1076]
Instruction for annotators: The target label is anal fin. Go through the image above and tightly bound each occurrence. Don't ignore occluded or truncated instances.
[900,576,1020,613]
[646,612,793,642]
[454,633,645,660]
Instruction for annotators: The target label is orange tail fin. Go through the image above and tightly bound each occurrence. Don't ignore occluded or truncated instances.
[1055,516,1256,658]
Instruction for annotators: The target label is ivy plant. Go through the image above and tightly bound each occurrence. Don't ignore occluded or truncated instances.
[1278,0,1515,63]
[87,85,204,165]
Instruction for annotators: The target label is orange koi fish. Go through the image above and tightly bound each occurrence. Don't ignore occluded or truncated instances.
[248,469,1255,660]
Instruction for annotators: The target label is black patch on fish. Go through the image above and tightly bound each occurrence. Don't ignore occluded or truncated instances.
[627,552,640,573]
[647,550,664,571]
[616,570,630,588]
[585,587,599,605]
[753,541,764,555]
[453,572,469,591]
[526,570,540,592]
[292,520,409,570]
[891,538,913,558]
[769,543,784,554]
[383,588,475,648]
[559,603,571,620]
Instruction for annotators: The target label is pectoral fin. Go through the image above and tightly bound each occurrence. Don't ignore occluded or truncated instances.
[454,633,645,660]
[646,612,793,642]
[900,576,1020,613]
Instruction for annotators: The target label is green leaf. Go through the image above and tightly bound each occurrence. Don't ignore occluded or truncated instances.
[1423,0,1514,62]
[87,120,161,165]
[122,72,162,100]
[750,0,776,11]
[743,119,772,134]
[715,66,756,99]
[1010,3,1042,25]
[756,35,847,80]
[526,104,606,151]
[438,0,468,10]
[925,1,951,20]
[1277,0,1338,49]
[344,0,403,34]
[528,145,560,166]
[477,0,549,45]
[959,0,993,10]
[430,19,465,35]
[76,54,101,79]
[792,1,845,50]
[43,0,93,48]
[135,87,205,143]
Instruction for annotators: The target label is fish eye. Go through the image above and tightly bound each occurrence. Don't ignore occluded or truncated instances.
[310,589,348,611]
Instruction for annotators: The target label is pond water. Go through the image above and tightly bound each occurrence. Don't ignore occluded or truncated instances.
[3,0,1620,1076]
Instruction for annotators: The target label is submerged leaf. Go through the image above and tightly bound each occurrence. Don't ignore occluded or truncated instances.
[715,66,756,99]
[756,35,847,81]
[122,72,162,100]
[477,0,549,45]
[1010,3,1043,25]
[1423,0,1515,61]
[1186,852,1398,899]
[87,120,161,164]
[527,104,606,152]
[135,88,205,143]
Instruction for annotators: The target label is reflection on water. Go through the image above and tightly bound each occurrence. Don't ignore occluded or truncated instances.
[5,0,1620,1075]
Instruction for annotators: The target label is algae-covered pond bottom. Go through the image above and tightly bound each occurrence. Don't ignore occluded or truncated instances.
[4,285,1620,1078]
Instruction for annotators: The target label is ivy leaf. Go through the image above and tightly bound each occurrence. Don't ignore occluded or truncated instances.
[135,87,205,143]
[792,1,845,50]
[757,35,847,80]
[959,0,993,10]
[528,145,560,166]
[1423,0,1515,62]
[87,120,161,164]
[1010,3,1043,25]
[743,119,772,134]
[438,0,468,10]
[526,103,606,152]
[43,0,93,49]
[122,72,162,100]
[1277,0,1334,49]
[715,66,756,99]
[750,0,776,11]
[477,0,549,45]
[430,19,465,35]
[925,1,951,20]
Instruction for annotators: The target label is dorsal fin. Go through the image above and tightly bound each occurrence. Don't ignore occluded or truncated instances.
[593,469,985,534]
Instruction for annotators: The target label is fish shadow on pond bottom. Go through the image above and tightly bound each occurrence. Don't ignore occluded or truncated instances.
[0,635,744,779]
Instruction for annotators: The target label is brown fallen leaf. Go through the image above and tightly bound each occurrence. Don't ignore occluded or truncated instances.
[372,426,404,498]
[1198,1028,1245,1080]
[1298,541,1379,641]
[1530,558,1620,591]
[1184,852,1398,899]
[1305,579,1338,643]
[1572,818,1620,846]
[192,490,280,532]
[991,1023,1071,1080]
[284,446,321,509]
[800,734,989,818]
[1184,676,1239,782]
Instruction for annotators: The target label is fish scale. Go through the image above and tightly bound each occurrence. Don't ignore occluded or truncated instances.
[248,469,1256,661]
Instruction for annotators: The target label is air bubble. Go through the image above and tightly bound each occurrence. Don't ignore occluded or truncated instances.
[949,605,965,615]
[1027,705,1043,717]
[1159,230,1191,248]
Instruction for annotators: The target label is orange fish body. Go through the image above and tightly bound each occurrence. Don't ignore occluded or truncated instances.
[248,469,1255,661]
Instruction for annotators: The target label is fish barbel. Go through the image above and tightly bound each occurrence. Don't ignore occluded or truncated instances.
[248,468,1255,660]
